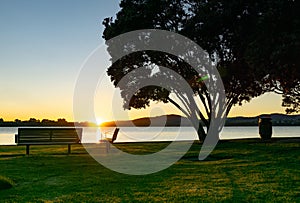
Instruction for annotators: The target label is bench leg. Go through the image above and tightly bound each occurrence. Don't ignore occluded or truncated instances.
[26,145,30,155]
[106,140,110,153]
[68,144,71,154]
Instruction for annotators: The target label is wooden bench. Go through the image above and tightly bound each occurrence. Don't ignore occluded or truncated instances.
[100,128,120,153]
[16,128,83,155]
[105,128,120,143]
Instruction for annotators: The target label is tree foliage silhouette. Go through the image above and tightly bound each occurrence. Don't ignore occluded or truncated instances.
[103,0,299,141]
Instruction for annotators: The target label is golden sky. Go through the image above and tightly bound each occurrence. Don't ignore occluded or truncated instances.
[0,1,288,122]
[0,72,286,122]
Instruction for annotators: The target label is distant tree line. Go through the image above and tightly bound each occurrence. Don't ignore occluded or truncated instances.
[0,118,98,127]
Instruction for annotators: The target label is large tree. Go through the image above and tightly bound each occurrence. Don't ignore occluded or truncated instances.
[102,0,299,141]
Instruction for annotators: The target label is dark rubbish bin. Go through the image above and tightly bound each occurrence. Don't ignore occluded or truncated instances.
[258,115,272,140]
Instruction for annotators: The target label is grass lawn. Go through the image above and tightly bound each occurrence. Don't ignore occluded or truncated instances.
[0,140,299,202]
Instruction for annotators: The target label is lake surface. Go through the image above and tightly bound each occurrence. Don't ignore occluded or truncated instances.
[0,126,300,145]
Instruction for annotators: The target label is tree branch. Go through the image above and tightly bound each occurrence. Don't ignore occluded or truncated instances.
[167,97,190,118]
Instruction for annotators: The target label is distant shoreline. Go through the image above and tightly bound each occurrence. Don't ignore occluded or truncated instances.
[1,113,300,127]
[100,114,300,127]
[0,122,97,128]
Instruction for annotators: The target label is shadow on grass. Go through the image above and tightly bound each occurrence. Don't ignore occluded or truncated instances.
[0,176,14,190]
[16,151,89,157]
[0,154,25,158]
[182,154,234,162]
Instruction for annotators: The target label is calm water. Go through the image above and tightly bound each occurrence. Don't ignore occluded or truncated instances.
[0,126,300,145]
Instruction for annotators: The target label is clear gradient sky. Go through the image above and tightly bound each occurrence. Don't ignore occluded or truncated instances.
[0,0,286,122]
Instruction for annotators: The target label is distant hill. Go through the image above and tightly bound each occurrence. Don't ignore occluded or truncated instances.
[101,114,300,127]
[226,114,300,126]
[101,114,191,127]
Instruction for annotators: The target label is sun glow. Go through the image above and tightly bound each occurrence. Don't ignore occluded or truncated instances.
[96,117,104,125]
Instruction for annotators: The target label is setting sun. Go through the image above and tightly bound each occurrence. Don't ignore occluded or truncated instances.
[96,117,104,125]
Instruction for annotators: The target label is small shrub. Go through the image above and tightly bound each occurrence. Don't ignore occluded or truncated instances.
[0,176,14,190]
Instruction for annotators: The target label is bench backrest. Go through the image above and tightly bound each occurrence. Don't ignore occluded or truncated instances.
[111,128,119,143]
[17,128,82,144]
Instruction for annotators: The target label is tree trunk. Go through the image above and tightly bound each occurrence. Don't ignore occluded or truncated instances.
[197,121,207,142]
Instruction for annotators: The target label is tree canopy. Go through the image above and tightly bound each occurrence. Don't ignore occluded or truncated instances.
[103,0,299,141]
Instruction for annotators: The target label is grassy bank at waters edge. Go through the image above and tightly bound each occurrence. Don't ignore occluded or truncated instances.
[0,140,299,202]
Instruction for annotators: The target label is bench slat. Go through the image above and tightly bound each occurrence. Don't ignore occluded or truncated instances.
[18,133,50,137]
[19,142,80,145]
[18,138,79,142]
[19,138,52,141]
